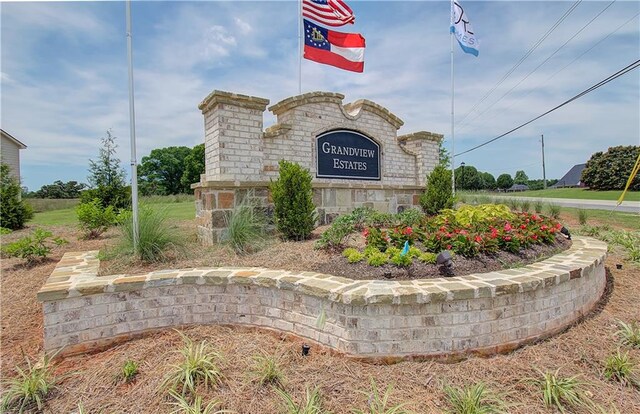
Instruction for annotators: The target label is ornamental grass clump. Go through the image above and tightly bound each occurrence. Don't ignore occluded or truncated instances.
[616,320,640,348]
[118,206,184,262]
[443,382,507,414]
[530,369,594,413]
[168,391,230,414]
[222,193,269,254]
[118,360,139,384]
[275,386,326,414]
[352,379,411,414]
[603,350,639,388]
[250,352,285,386]
[162,332,224,396]
[1,353,58,413]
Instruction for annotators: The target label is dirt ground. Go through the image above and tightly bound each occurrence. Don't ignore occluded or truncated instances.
[1,213,639,413]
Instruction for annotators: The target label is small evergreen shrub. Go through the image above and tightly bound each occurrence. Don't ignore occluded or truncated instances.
[419,165,454,215]
[367,251,388,267]
[270,160,316,241]
[418,252,437,264]
[2,228,68,263]
[77,198,117,239]
[0,163,34,230]
[342,248,365,263]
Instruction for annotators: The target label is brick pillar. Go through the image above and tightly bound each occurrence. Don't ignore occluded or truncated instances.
[398,131,443,186]
[198,90,270,182]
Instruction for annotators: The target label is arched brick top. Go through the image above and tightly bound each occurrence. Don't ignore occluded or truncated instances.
[398,131,443,143]
[268,92,404,130]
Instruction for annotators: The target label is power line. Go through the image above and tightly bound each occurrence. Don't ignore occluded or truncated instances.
[455,0,583,127]
[456,10,640,135]
[457,0,617,132]
[454,59,640,157]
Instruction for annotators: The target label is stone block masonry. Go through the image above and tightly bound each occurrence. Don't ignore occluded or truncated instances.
[192,90,442,245]
[39,237,607,360]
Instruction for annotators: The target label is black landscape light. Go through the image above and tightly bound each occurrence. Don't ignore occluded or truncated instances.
[560,226,571,240]
[437,251,454,270]
[616,264,623,270]
[302,344,310,356]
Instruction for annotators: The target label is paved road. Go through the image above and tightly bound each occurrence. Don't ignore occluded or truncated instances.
[489,195,640,214]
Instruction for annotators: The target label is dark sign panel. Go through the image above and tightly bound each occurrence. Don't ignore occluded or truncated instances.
[316,130,381,180]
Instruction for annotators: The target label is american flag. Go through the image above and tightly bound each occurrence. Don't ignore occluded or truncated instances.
[302,0,355,27]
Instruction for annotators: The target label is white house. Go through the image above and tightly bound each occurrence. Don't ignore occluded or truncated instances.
[1,129,27,182]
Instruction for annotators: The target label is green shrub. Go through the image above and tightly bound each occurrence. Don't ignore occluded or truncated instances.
[396,208,423,227]
[1,353,58,413]
[368,251,388,267]
[0,163,34,230]
[438,204,514,227]
[418,252,437,264]
[161,331,224,396]
[352,379,411,414]
[315,207,372,250]
[407,246,422,258]
[343,248,365,263]
[419,165,454,215]
[577,209,588,225]
[443,382,507,414]
[270,160,316,241]
[2,228,68,263]
[222,194,268,254]
[77,198,117,239]
[84,130,131,209]
[496,174,513,191]
[117,206,184,262]
[0,227,12,235]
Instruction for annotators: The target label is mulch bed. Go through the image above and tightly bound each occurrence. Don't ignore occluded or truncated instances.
[313,234,572,280]
[1,215,638,413]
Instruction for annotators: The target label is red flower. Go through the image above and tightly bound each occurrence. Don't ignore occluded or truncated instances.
[439,226,447,232]
[540,225,548,231]
[555,222,562,229]
[490,228,498,239]
[531,234,538,240]
[475,235,483,243]
[403,227,413,236]
[363,228,370,237]
[520,224,526,230]
[460,229,468,235]
[504,235,512,242]
[504,223,512,232]
[446,244,452,250]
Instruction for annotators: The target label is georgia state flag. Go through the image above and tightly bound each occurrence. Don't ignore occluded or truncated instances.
[303,19,365,73]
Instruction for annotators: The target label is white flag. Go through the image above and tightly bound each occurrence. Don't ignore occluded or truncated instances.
[451,0,479,57]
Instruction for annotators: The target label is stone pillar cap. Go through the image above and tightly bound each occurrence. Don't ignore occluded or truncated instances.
[198,90,270,113]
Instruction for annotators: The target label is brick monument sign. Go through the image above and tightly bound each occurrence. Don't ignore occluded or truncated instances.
[193,90,442,245]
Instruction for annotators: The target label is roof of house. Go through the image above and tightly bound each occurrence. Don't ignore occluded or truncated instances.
[551,163,586,188]
[0,129,27,149]
[508,184,529,191]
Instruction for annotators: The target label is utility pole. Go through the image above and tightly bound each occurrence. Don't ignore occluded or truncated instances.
[541,134,547,189]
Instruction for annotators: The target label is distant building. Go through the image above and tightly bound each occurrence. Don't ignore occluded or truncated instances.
[507,184,529,192]
[1,129,27,182]
[551,163,587,188]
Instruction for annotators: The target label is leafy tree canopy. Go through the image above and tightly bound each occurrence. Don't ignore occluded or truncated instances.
[455,165,482,190]
[138,146,192,195]
[582,145,640,191]
[514,170,529,185]
[496,173,514,190]
[35,180,87,199]
[180,143,205,190]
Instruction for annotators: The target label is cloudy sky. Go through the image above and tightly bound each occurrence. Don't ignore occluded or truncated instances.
[2,0,639,191]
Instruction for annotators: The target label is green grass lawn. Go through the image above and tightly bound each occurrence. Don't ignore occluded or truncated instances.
[562,207,640,231]
[30,201,195,227]
[483,188,639,201]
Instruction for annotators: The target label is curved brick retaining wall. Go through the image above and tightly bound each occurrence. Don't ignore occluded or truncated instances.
[38,236,607,359]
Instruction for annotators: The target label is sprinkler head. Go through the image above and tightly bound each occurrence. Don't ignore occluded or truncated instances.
[302,344,310,356]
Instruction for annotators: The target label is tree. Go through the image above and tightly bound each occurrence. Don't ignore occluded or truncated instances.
[180,143,205,190]
[82,130,130,209]
[138,146,192,195]
[455,165,482,190]
[496,173,514,190]
[480,172,496,190]
[420,165,454,215]
[438,140,451,168]
[0,163,34,229]
[582,145,640,191]
[35,180,87,199]
[514,170,529,185]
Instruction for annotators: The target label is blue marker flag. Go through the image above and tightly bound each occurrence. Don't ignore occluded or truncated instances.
[401,240,410,256]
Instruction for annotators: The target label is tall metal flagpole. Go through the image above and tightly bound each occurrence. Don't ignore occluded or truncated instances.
[298,0,302,94]
[450,1,456,197]
[126,0,139,252]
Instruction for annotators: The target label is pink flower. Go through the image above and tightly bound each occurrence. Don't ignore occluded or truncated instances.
[504,223,512,232]
[540,225,548,231]
[460,229,468,235]
[532,234,538,240]
[504,235,512,242]
[490,228,498,239]
[475,235,483,243]
[363,228,370,237]
[446,244,452,250]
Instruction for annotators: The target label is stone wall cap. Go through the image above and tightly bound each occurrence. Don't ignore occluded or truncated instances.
[268,91,345,115]
[38,237,606,307]
[199,90,270,113]
[398,131,444,143]
[343,99,404,130]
